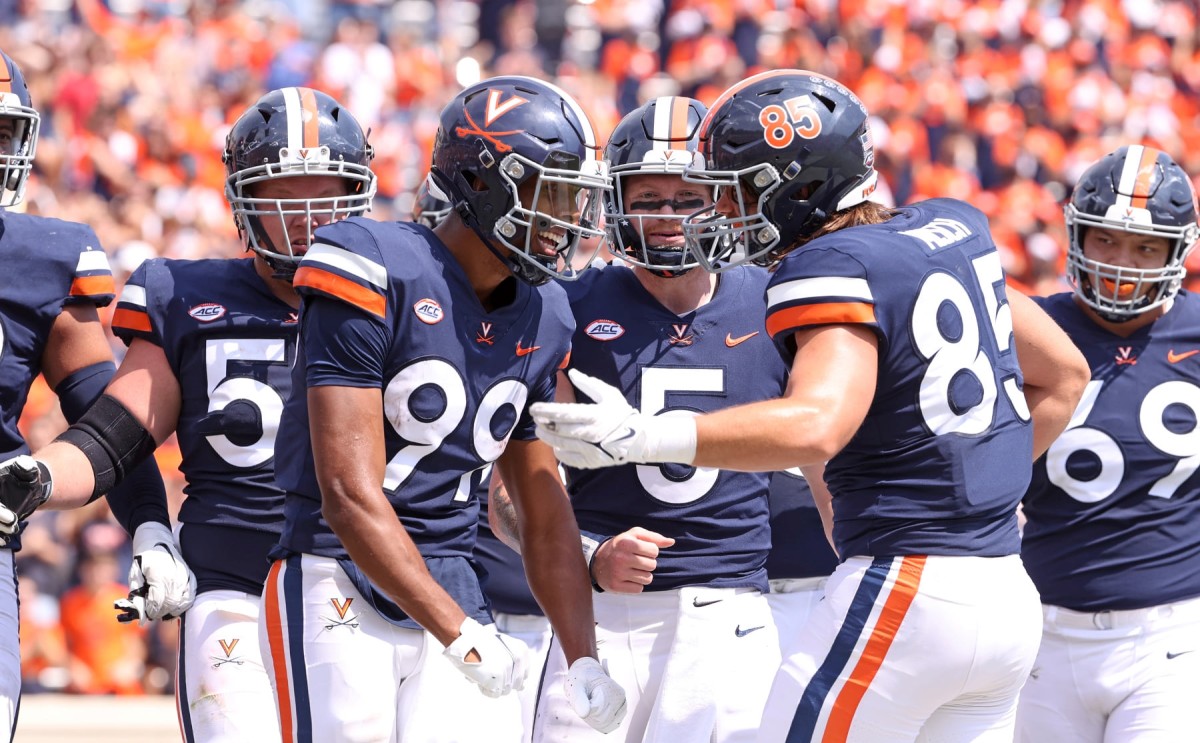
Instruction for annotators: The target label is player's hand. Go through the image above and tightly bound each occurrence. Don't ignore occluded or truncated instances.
[592,527,675,594]
[565,656,627,734]
[443,617,528,698]
[531,370,697,469]
[115,522,196,625]
[0,455,53,546]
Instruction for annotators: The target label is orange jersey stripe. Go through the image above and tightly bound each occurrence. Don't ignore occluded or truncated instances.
[263,560,296,743]
[558,349,572,371]
[111,307,152,333]
[1131,146,1161,210]
[293,265,387,319]
[765,302,876,338]
[70,274,116,297]
[299,87,319,149]
[823,556,926,742]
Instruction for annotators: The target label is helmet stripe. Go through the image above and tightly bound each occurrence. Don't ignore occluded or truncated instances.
[281,87,304,152]
[298,87,320,148]
[1131,145,1161,210]
[651,97,673,149]
[670,96,690,141]
[0,57,11,94]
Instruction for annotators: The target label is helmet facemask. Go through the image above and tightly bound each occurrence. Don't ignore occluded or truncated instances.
[682,163,784,272]
[1065,204,1198,322]
[0,96,39,208]
[606,162,715,278]
[487,150,608,285]
[226,149,376,280]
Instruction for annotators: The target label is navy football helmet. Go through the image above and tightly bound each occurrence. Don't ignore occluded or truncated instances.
[429,76,609,285]
[1066,145,1198,321]
[682,70,878,271]
[223,87,376,278]
[604,96,713,276]
[0,50,40,208]
[412,175,452,229]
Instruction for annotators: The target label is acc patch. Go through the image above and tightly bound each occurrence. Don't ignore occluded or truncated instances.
[413,298,444,325]
[188,303,226,322]
[585,319,624,341]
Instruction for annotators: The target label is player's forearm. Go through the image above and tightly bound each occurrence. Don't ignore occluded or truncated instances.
[487,475,522,553]
[521,513,599,663]
[323,487,467,646]
[1023,381,1086,461]
[692,398,845,471]
[38,441,97,510]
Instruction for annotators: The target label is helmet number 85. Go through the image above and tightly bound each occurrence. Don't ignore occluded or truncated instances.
[1046,379,1200,502]
[760,95,823,149]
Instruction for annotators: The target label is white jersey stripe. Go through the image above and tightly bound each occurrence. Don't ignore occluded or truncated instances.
[303,243,387,289]
[118,284,147,309]
[75,249,112,273]
[767,277,874,308]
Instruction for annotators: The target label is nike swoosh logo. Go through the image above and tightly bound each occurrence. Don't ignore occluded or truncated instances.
[515,342,541,357]
[725,331,759,347]
[1167,349,1200,363]
[1167,650,1195,659]
[735,625,764,637]
[693,597,723,608]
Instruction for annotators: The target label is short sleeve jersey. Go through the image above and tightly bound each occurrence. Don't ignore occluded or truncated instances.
[0,211,114,460]
[111,257,298,593]
[274,219,571,625]
[765,198,1032,558]
[1023,291,1200,611]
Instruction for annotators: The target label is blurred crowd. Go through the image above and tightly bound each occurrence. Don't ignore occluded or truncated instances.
[6,0,1200,695]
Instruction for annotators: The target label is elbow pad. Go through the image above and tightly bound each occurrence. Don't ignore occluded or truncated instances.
[54,395,157,501]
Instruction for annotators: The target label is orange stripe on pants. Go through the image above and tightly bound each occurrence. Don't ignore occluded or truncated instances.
[823,555,927,742]
[264,559,296,743]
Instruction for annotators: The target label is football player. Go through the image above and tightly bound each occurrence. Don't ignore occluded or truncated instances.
[494,95,833,742]
[1017,146,1200,740]
[259,76,625,741]
[531,69,1091,741]
[0,49,182,739]
[0,86,376,741]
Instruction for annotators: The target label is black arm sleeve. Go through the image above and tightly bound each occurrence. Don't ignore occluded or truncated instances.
[54,366,169,533]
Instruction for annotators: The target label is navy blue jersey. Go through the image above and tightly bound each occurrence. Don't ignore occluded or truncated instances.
[112,257,296,594]
[1022,291,1200,611]
[0,211,113,460]
[766,469,840,580]
[566,265,784,591]
[766,198,1032,558]
[275,219,570,627]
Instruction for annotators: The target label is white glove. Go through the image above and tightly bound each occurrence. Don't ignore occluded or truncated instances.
[443,617,528,698]
[565,656,628,734]
[115,522,197,625]
[530,369,698,469]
